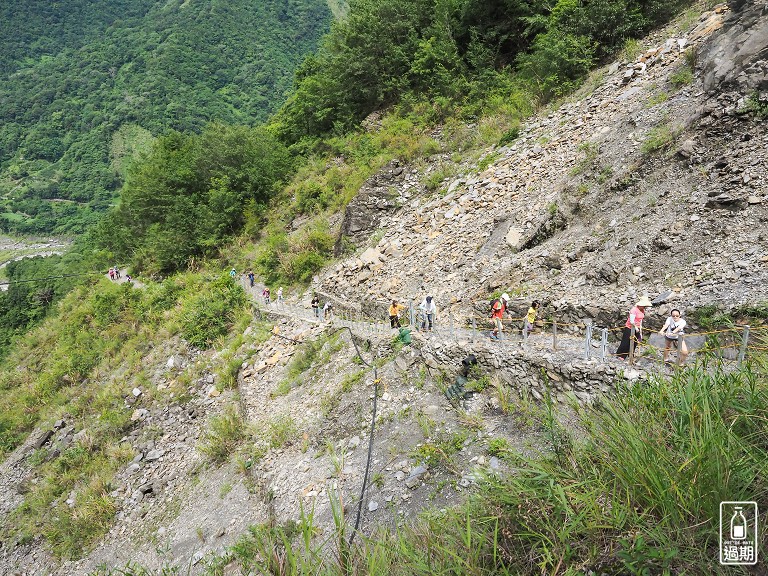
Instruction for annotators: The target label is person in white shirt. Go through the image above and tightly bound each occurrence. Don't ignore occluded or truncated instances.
[659,308,688,364]
[419,295,436,331]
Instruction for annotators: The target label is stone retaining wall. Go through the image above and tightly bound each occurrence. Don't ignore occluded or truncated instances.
[419,335,628,404]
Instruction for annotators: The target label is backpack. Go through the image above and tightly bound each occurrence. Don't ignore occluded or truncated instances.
[488,299,499,316]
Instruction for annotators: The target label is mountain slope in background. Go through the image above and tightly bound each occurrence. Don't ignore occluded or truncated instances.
[0,0,332,234]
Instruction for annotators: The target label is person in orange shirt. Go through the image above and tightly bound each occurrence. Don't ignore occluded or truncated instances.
[616,296,651,359]
[389,300,406,328]
[490,293,510,341]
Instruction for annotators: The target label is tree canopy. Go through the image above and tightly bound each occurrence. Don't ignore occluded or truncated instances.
[273,0,693,145]
[94,124,293,275]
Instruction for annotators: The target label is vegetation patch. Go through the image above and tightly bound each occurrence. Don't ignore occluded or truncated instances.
[179,275,247,349]
[742,92,768,120]
[641,122,679,155]
[198,405,248,465]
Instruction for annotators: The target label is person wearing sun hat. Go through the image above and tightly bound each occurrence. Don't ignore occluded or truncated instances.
[616,295,652,359]
[490,293,510,341]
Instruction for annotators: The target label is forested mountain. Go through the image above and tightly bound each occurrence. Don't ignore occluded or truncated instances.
[0,0,331,234]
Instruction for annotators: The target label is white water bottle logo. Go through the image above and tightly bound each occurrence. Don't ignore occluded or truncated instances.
[720,501,758,565]
[731,507,747,540]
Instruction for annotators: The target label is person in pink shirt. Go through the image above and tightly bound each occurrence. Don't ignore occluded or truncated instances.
[616,296,651,359]
[490,293,510,341]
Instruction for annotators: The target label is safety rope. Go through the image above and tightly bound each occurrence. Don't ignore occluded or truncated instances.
[257,312,378,546]
[0,271,104,286]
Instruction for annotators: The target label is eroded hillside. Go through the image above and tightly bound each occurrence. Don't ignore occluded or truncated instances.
[1,2,767,574]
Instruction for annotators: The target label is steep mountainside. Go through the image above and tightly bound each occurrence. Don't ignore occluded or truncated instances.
[1,3,767,575]
[0,0,332,234]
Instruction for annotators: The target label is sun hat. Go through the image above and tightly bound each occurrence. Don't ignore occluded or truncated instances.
[501,293,510,301]
[636,296,652,307]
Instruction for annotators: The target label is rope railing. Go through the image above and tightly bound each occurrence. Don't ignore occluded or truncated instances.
[245,280,762,371]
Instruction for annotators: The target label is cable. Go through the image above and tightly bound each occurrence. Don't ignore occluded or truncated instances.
[0,271,103,286]
[255,306,378,545]
[350,372,378,546]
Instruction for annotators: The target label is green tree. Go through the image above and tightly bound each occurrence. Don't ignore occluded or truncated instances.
[97,124,293,275]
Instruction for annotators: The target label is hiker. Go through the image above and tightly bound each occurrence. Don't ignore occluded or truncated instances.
[262,287,271,305]
[229,267,237,278]
[490,293,510,341]
[311,294,320,318]
[108,267,115,281]
[659,308,688,364]
[389,300,405,328]
[125,274,132,283]
[114,266,121,279]
[277,287,284,304]
[522,300,540,339]
[247,270,255,288]
[323,301,334,321]
[616,296,651,359]
[419,295,436,331]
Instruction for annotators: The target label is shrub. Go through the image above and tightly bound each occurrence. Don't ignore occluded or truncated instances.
[198,405,248,464]
[641,123,678,155]
[180,275,247,349]
[669,66,693,89]
[498,127,520,147]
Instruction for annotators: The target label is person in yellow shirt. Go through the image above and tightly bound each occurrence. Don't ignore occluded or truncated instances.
[389,300,406,328]
[522,300,539,339]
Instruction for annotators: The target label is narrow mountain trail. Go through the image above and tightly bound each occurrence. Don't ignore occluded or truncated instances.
[237,277,736,385]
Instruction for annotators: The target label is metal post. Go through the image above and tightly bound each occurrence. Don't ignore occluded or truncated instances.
[471,317,476,342]
[628,326,636,366]
[600,328,608,362]
[410,302,415,329]
[738,325,750,367]
[583,322,593,360]
[677,333,685,367]
[552,321,558,351]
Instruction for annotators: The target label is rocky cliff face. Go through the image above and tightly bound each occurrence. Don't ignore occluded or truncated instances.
[701,0,768,94]
[318,2,768,330]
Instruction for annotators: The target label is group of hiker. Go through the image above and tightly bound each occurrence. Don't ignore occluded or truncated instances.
[229,268,286,306]
[489,293,687,362]
[108,266,132,282]
[388,295,437,331]
[230,267,257,289]
[229,263,686,364]
[387,293,541,340]
[311,293,333,320]
[488,294,540,341]
[617,296,688,364]
[385,292,686,363]
[259,286,284,305]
